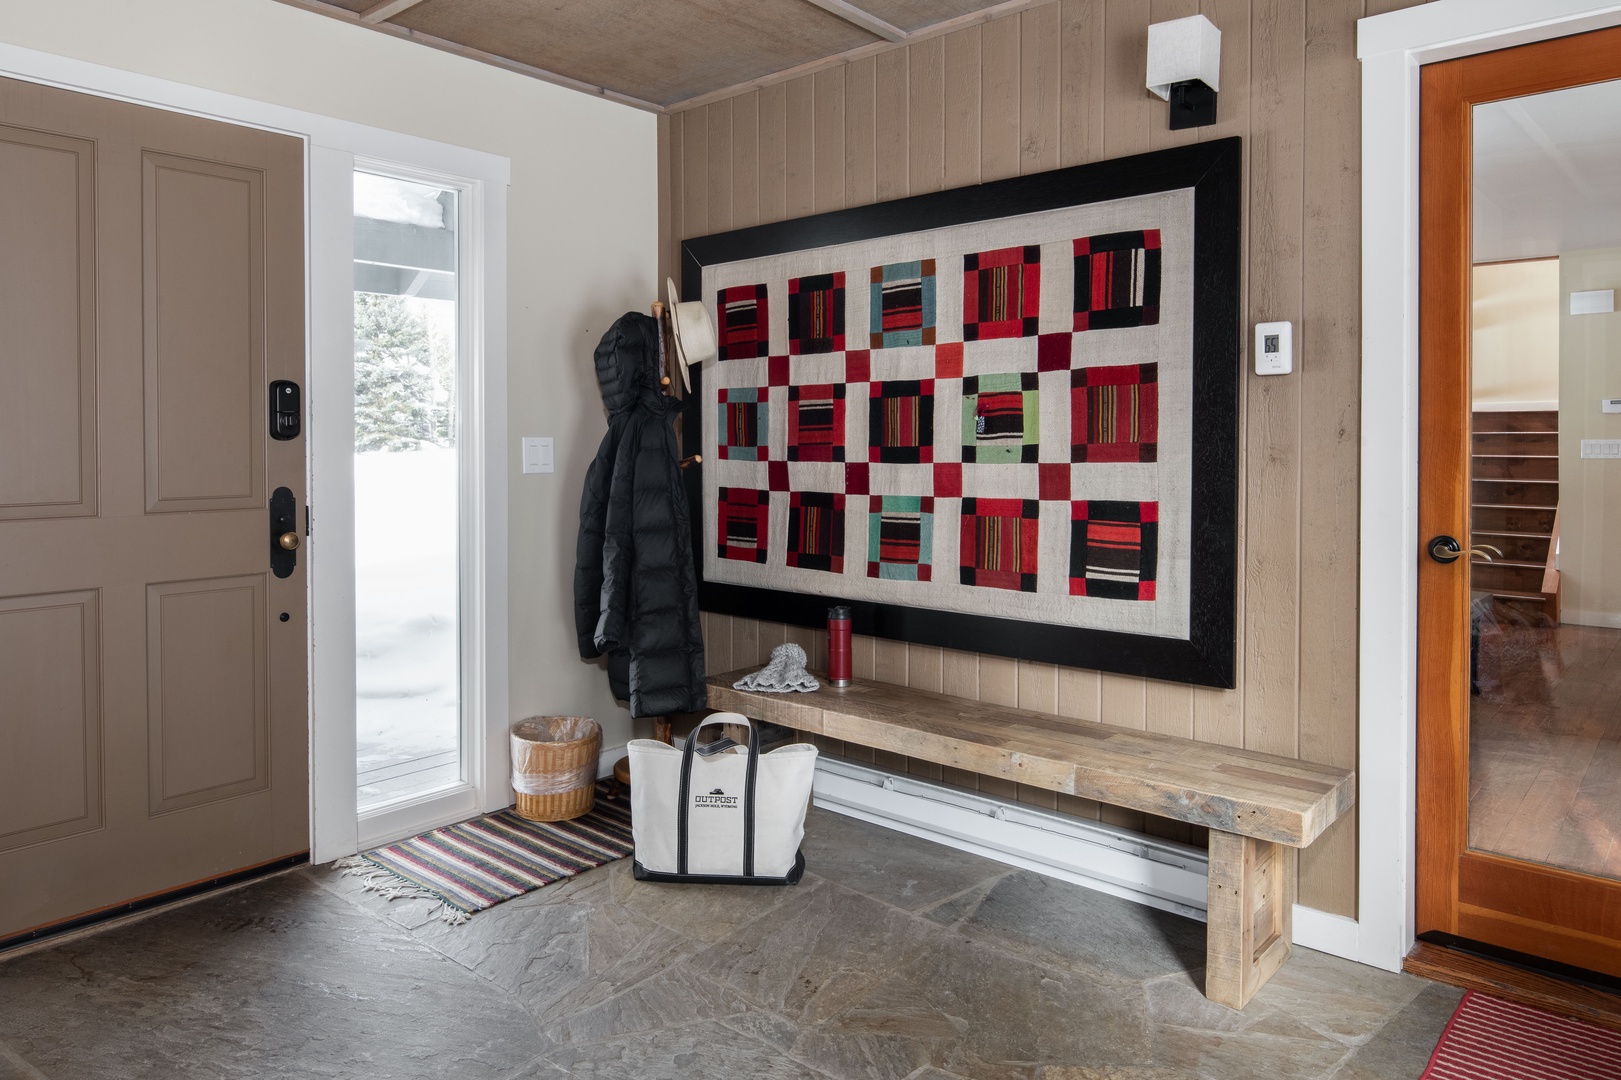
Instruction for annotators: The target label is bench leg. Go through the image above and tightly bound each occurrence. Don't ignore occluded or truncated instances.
[1204,831,1296,1009]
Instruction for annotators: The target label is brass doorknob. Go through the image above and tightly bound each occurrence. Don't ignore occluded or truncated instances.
[278,531,300,551]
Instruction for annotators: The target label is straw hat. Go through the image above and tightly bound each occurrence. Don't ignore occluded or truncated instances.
[666,277,717,392]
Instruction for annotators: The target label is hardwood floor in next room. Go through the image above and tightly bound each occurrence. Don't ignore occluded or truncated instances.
[1470,618,1621,879]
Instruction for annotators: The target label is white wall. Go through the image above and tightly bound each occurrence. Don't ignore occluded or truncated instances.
[0,0,655,755]
[1472,260,1560,410]
[1559,246,1621,628]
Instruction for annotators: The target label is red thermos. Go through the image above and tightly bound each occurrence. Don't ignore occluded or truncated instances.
[827,605,852,686]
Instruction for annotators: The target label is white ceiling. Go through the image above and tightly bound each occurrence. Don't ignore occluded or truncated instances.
[1474,78,1621,263]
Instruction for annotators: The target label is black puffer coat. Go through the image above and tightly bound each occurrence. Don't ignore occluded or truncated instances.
[574,312,707,718]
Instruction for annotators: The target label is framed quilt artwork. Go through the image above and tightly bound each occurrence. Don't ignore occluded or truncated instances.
[682,139,1241,688]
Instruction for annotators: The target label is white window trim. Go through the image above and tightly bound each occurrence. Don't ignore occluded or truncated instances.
[0,41,512,865]
[1356,0,1621,973]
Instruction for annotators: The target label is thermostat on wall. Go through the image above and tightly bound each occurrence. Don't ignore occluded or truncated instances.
[1255,321,1292,376]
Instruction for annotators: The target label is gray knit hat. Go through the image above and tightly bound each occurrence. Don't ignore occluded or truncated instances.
[733,643,820,693]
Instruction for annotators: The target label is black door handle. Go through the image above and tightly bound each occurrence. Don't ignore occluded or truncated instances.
[271,486,298,578]
[1428,535,1463,563]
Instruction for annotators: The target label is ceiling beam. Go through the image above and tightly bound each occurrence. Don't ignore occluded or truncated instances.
[801,0,906,43]
[359,0,428,23]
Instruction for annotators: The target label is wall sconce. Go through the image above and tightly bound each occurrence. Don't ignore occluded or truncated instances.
[1147,15,1221,130]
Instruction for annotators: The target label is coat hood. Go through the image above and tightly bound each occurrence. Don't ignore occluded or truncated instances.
[594,311,679,417]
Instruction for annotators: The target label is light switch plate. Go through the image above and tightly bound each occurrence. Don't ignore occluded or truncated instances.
[1603,398,1621,414]
[1581,439,1621,459]
[1254,321,1292,375]
[521,436,554,474]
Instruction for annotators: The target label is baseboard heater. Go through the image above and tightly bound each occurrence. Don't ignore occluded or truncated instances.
[811,754,1211,922]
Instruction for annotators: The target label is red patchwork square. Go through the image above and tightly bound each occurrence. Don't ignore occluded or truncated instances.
[717,284,770,360]
[845,350,871,384]
[1071,363,1158,463]
[769,460,789,492]
[717,488,769,563]
[1039,463,1070,502]
[1037,333,1072,372]
[789,273,846,354]
[786,491,844,573]
[768,355,791,386]
[1073,231,1161,332]
[932,462,962,498]
[963,246,1041,341]
[959,497,1039,592]
[867,380,934,464]
[787,383,846,462]
[1069,500,1158,599]
[934,342,964,380]
[845,463,870,495]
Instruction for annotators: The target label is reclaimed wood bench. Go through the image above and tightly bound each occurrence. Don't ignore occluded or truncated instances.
[707,669,1356,1010]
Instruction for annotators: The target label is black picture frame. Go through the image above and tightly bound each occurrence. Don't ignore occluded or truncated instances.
[683,137,1241,689]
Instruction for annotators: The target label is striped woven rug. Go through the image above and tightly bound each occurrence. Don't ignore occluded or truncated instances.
[1423,991,1621,1080]
[336,781,632,924]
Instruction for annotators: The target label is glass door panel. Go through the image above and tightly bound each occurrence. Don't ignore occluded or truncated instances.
[1467,80,1621,881]
[352,170,462,811]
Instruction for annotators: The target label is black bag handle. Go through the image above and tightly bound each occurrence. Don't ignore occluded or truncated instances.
[677,713,760,877]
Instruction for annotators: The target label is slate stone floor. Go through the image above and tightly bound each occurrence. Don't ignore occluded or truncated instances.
[0,808,1460,1079]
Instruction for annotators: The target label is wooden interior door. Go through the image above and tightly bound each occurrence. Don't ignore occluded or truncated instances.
[1417,26,1621,976]
[0,77,307,942]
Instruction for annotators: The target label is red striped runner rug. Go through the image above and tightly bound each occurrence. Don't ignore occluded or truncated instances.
[1423,991,1621,1080]
[335,781,632,925]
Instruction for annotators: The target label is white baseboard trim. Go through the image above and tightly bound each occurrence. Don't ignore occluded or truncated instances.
[1292,904,1361,959]
[810,755,1361,961]
[1565,610,1621,630]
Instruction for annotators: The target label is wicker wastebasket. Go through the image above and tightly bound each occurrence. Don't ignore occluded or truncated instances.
[511,716,600,822]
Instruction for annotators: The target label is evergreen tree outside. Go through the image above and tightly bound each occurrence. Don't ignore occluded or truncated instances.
[353,291,456,452]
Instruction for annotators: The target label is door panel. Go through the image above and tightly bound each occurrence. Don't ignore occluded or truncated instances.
[1417,26,1621,976]
[0,591,102,854]
[0,126,96,520]
[0,76,306,941]
[146,576,269,814]
[143,152,266,513]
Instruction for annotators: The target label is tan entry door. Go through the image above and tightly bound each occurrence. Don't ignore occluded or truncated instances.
[1416,27,1621,976]
[0,77,307,942]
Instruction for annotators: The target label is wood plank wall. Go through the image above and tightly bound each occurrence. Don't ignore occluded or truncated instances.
[660,0,1436,919]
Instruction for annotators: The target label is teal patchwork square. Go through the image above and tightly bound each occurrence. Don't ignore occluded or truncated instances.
[870,260,937,349]
[866,495,934,581]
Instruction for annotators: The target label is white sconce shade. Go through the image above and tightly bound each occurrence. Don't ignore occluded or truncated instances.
[1147,15,1222,100]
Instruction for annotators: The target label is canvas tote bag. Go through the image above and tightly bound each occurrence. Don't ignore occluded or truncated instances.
[629,712,817,884]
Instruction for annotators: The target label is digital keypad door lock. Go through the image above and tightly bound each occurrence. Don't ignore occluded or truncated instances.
[270,380,301,440]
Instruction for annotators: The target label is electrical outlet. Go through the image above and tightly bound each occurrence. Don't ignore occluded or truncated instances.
[1581,439,1621,459]
[521,436,554,474]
